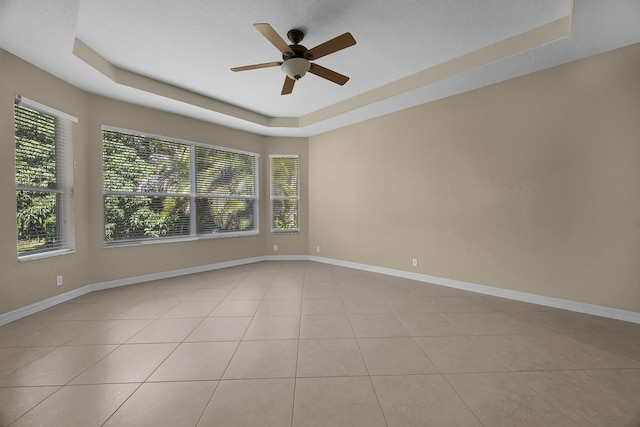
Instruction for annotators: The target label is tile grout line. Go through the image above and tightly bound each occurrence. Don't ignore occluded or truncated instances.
[3,262,640,426]
[77,289,208,425]
[0,346,60,380]
[4,384,64,427]
[338,266,390,427]
[439,372,488,427]
[101,270,246,426]
[507,371,584,426]
[519,367,640,409]
[98,382,146,427]
[192,267,253,427]
[290,262,304,427]
[213,267,266,383]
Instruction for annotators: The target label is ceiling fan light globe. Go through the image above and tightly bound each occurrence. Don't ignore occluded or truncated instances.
[281,58,310,80]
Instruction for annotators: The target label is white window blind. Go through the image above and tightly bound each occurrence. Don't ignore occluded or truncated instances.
[102,129,191,242]
[102,127,258,244]
[196,146,257,234]
[15,96,75,257]
[270,155,299,232]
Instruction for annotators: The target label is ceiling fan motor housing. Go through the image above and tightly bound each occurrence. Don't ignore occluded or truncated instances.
[283,44,308,60]
[282,29,310,80]
[281,57,310,80]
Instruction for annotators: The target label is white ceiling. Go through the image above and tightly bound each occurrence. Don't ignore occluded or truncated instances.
[1,0,640,137]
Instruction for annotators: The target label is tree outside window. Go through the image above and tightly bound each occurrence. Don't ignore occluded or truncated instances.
[15,98,73,256]
[271,155,299,232]
[102,128,258,243]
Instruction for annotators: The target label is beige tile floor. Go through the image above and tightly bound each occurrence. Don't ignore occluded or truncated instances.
[1,261,639,426]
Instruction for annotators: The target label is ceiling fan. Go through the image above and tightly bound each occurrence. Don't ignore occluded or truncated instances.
[231,23,356,95]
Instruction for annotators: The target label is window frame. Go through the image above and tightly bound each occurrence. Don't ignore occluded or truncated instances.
[15,96,76,261]
[270,154,300,233]
[101,126,259,246]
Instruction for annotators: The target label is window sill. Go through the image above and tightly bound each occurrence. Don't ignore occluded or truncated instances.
[19,249,75,262]
[103,231,260,248]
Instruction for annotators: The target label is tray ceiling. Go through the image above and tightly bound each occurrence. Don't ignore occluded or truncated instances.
[1,0,640,136]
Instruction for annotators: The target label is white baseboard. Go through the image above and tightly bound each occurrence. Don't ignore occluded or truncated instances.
[309,256,640,324]
[0,256,268,326]
[91,256,266,292]
[3,254,638,326]
[263,255,309,261]
[0,286,92,326]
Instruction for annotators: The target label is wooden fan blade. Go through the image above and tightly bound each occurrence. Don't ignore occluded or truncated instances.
[309,63,349,85]
[254,23,295,57]
[281,76,295,95]
[305,32,356,60]
[231,62,282,72]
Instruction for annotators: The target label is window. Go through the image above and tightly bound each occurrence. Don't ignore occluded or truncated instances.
[15,96,75,257]
[102,127,258,244]
[270,155,299,232]
[196,146,257,234]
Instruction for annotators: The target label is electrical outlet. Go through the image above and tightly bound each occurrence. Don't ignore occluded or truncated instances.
[273,244,278,252]
[412,258,418,267]
[316,246,320,253]
[56,275,63,286]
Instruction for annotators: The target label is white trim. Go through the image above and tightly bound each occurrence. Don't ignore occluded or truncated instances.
[16,95,78,123]
[102,229,260,248]
[268,154,300,159]
[3,255,639,326]
[309,256,640,325]
[102,125,260,158]
[263,255,309,261]
[15,98,75,259]
[18,249,76,262]
[0,256,264,326]
[0,286,89,326]
[91,257,265,292]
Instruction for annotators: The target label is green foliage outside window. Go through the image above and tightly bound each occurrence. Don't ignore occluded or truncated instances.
[102,129,258,243]
[196,146,256,234]
[15,104,60,253]
[102,130,191,241]
[271,156,299,232]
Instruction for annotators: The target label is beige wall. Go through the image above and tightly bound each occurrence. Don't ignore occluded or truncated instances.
[84,96,267,284]
[0,51,308,315]
[1,50,92,314]
[309,42,640,312]
[2,41,640,317]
